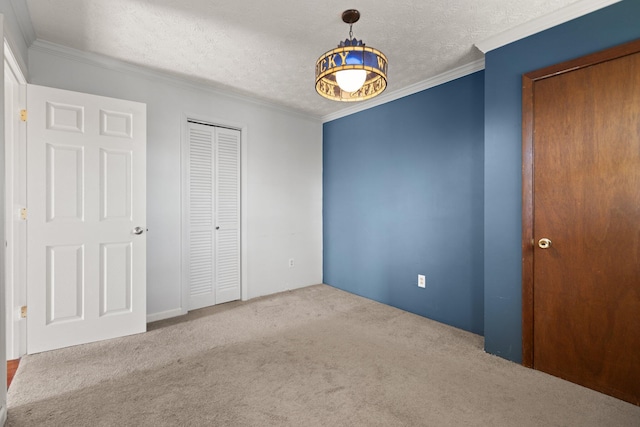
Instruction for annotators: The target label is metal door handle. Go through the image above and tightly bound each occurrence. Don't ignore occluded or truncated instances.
[538,238,552,249]
[132,226,144,235]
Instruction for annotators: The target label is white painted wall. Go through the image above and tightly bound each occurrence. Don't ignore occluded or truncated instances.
[27,43,323,319]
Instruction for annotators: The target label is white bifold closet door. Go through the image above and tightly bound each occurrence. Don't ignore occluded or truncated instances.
[186,122,241,310]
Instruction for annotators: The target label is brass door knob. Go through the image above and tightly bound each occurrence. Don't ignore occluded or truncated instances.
[538,238,552,249]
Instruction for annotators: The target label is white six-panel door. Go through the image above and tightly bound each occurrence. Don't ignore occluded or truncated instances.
[186,122,240,310]
[26,84,146,354]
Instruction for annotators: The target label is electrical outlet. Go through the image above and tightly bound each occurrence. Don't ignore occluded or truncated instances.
[288,258,295,268]
[418,274,426,288]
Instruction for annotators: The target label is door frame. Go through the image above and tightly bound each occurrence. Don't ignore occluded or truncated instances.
[521,38,640,367]
[4,38,27,360]
[179,112,248,315]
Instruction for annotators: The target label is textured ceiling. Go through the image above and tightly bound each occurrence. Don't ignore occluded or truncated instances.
[24,0,581,118]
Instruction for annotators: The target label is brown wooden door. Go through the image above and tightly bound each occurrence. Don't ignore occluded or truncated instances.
[522,39,640,405]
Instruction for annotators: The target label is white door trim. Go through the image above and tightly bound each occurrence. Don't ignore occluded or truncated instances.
[4,38,27,360]
[180,112,248,315]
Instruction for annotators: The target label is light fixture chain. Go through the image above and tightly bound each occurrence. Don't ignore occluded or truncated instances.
[349,23,353,40]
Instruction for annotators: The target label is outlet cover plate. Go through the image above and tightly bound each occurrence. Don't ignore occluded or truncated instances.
[418,274,426,288]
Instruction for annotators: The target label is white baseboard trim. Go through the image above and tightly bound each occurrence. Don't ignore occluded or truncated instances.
[0,404,7,425]
[146,308,185,323]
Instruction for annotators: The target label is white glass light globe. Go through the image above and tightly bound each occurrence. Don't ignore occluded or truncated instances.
[336,69,367,93]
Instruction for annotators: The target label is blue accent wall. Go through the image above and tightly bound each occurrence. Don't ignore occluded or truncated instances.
[323,71,485,335]
[324,0,640,362]
[484,0,640,362]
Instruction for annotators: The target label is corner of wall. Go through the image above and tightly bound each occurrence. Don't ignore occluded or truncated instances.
[1,0,35,79]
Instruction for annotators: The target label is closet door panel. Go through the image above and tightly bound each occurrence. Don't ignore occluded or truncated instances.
[187,124,215,310]
[215,128,241,304]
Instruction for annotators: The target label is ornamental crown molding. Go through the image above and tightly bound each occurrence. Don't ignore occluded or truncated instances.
[475,0,622,53]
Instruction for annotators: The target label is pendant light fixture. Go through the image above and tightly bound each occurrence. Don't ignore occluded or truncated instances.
[315,9,388,102]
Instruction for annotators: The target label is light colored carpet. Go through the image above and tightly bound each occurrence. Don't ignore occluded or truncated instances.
[7,284,640,426]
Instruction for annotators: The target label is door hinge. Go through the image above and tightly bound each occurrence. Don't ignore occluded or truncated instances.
[20,208,27,220]
[20,109,27,122]
[20,306,27,318]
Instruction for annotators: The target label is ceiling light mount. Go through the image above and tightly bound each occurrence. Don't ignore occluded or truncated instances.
[315,9,388,102]
[342,9,360,25]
